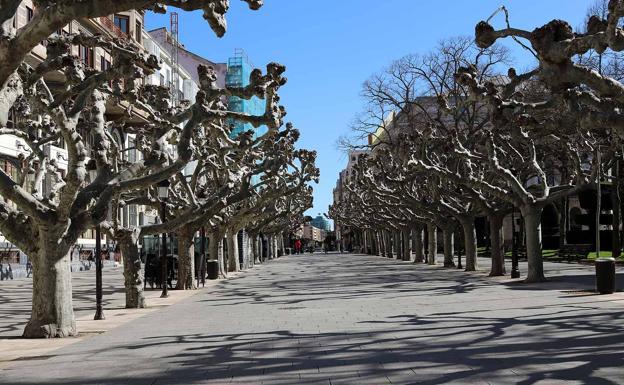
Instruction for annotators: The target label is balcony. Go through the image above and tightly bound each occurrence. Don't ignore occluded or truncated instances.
[98,17,127,40]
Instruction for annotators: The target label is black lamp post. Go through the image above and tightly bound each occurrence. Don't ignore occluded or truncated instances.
[511,207,520,279]
[199,227,206,287]
[157,179,170,298]
[87,160,105,320]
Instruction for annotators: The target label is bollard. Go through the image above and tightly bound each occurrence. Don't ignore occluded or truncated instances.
[595,257,616,294]
[207,260,219,280]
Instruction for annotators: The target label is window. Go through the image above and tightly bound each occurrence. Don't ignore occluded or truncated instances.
[78,45,94,68]
[127,137,137,163]
[135,21,142,42]
[129,205,138,227]
[0,159,19,181]
[26,7,34,22]
[113,14,129,34]
[100,57,111,71]
[159,73,165,86]
[6,108,15,128]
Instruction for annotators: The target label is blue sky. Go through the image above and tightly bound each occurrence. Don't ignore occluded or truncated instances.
[146,0,593,221]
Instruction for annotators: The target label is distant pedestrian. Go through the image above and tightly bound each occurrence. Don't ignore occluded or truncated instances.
[294,239,302,254]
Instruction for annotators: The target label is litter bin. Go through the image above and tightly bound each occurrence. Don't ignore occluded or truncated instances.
[207,260,219,280]
[595,257,616,294]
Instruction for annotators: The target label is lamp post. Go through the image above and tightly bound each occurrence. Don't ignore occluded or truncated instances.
[199,227,206,287]
[157,179,170,298]
[87,160,105,320]
[511,207,520,279]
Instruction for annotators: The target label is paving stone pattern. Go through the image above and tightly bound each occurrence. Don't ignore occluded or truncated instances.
[1,254,623,384]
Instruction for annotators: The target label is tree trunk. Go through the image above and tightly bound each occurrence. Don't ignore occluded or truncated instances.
[559,198,567,248]
[176,226,197,290]
[379,230,386,257]
[23,244,76,338]
[209,232,227,278]
[227,231,240,272]
[488,213,506,277]
[442,227,455,267]
[118,230,145,308]
[427,223,437,265]
[521,205,546,282]
[461,217,478,271]
[414,226,424,263]
[386,231,394,259]
[250,234,258,264]
[272,236,278,259]
[402,229,412,261]
[392,231,400,260]
[279,233,285,257]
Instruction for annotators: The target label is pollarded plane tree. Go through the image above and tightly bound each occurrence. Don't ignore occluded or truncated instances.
[472,1,624,138]
[334,153,430,261]
[412,65,613,282]
[0,1,273,338]
[334,153,432,261]
[396,119,514,276]
[0,0,263,91]
[0,34,195,338]
[209,132,318,273]
[244,185,315,263]
[356,150,446,264]
[345,38,513,269]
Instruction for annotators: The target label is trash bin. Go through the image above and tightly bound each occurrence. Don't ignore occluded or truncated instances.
[207,260,219,280]
[595,257,616,294]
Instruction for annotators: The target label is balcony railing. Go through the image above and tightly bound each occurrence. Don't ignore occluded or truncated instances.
[98,17,127,40]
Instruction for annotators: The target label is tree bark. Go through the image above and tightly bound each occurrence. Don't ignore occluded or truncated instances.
[460,217,478,271]
[402,229,412,261]
[23,245,76,338]
[118,230,145,308]
[379,230,386,257]
[521,205,546,282]
[488,213,506,277]
[227,231,240,272]
[393,231,401,260]
[442,227,455,267]
[176,226,197,290]
[386,231,394,258]
[413,226,425,263]
[427,223,437,265]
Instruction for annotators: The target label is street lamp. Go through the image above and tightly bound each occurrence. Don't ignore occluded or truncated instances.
[157,179,170,298]
[87,160,104,320]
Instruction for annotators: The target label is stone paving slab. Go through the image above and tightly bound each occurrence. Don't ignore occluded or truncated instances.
[1,253,623,384]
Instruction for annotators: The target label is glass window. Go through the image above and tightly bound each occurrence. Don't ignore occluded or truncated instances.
[135,21,142,42]
[128,137,136,163]
[26,7,34,22]
[113,14,129,34]
[78,45,93,67]
[129,205,137,227]
[100,57,111,71]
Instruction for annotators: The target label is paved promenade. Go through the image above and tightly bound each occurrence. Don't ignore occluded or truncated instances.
[1,253,623,384]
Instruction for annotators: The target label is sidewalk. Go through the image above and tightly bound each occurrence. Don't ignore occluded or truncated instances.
[1,254,623,384]
[0,264,247,368]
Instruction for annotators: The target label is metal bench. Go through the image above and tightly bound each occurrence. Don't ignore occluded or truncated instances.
[558,244,592,263]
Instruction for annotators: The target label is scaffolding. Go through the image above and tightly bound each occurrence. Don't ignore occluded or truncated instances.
[226,49,266,139]
[170,12,180,107]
